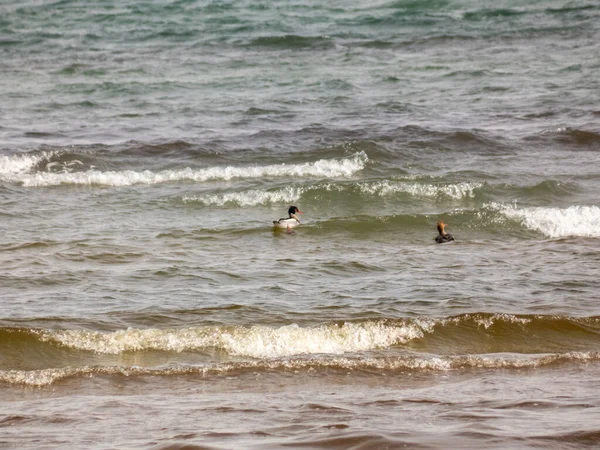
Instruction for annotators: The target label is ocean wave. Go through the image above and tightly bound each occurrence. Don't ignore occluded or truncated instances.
[463,8,528,21]
[2,351,599,387]
[355,180,482,199]
[554,128,600,146]
[247,35,335,50]
[0,148,98,176]
[5,313,600,360]
[0,152,368,187]
[183,186,303,206]
[396,125,514,155]
[33,321,424,357]
[183,180,482,206]
[528,127,600,148]
[0,152,57,176]
[494,204,600,238]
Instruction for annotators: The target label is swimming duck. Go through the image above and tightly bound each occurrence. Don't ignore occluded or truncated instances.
[435,221,454,243]
[273,206,303,230]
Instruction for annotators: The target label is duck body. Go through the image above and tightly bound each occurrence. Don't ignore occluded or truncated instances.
[273,217,300,230]
[273,205,303,230]
[434,221,454,243]
[435,233,454,243]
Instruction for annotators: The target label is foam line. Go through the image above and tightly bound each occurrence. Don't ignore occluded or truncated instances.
[1,152,368,187]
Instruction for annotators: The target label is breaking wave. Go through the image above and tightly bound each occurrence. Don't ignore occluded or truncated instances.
[495,204,600,238]
[0,151,368,187]
[0,151,58,176]
[2,352,599,386]
[183,186,304,206]
[354,180,482,199]
[33,321,424,357]
[3,314,600,385]
[182,180,482,206]
[3,313,600,357]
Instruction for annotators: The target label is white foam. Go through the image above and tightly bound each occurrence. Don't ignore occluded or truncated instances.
[497,204,600,238]
[39,321,425,358]
[221,322,424,358]
[182,179,481,206]
[357,180,482,199]
[0,152,55,175]
[183,186,303,206]
[3,152,368,187]
[469,313,531,329]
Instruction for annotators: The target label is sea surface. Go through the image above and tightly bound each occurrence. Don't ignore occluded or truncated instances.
[2,0,600,449]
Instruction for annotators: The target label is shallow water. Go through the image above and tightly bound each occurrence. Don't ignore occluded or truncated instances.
[1,0,600,448]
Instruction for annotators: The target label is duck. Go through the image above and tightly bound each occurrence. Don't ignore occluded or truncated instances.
[435,221,454,243]
[273,206,303,231]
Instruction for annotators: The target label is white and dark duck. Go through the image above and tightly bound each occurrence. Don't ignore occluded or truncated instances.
[273,206,303,231]
[435,221,455,243]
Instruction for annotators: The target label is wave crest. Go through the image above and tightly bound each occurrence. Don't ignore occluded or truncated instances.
[2,351,599,386]
[494,204,600,238]
[0,152,368,187]
[183,179,481,206]
[356,180,482,199]
[183,186,303,206]
[37,321,424,357]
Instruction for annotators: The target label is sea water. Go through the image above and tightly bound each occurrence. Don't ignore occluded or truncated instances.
[1,1,600,448]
